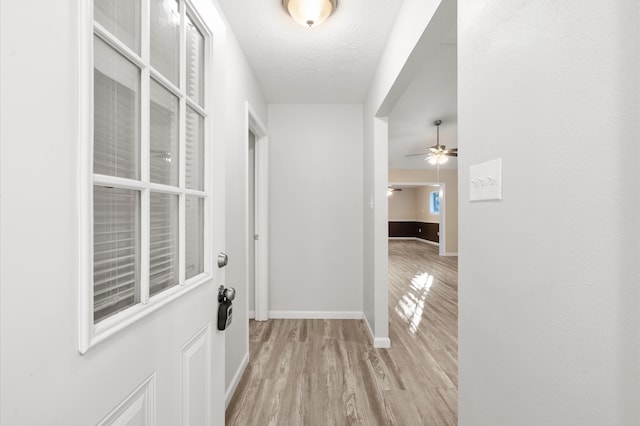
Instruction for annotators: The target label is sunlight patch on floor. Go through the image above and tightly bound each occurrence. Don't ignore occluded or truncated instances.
[394,272,434,333]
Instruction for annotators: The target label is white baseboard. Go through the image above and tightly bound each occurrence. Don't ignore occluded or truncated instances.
[388,237,415,240]
[268,311,363,319]
[374,337,391,348]
[362,314,391,349]
[416,238,439,246]
[248,310,255,319]
[225,352,249,409]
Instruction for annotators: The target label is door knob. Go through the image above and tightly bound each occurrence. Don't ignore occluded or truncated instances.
[217,252,228,268]
[218,285,236,302]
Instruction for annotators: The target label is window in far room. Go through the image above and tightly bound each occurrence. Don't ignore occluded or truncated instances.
[430,190,440,214]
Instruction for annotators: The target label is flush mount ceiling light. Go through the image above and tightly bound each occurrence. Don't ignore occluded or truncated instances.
[283,0,337,28]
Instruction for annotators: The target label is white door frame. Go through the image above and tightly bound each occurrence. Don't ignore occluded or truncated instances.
[438,183,446,256]
[245,102,269,321]
[387,181,447,255]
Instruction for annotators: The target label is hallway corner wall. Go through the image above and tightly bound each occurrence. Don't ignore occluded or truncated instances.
[458,1,640,423]
[363,0,446,347]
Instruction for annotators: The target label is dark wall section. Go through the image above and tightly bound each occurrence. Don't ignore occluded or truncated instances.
[389,221,439,243]
[417,222,439,242]
[388,221,417,238]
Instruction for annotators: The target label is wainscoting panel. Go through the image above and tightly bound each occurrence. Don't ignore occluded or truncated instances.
[181,324,212,426]
[389,221,439,243]
[416,222,439,243]
[388,221,417,238]
[98,374,156,426]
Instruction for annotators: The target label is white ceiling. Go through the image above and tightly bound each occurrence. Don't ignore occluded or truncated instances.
[388,22,457,170]
[217,0,404,103]
[217,0,458,170]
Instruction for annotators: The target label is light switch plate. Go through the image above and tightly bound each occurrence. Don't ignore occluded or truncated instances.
[469,158,502,201]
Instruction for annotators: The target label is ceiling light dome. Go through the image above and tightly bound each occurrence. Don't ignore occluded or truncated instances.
[283,0,337,28]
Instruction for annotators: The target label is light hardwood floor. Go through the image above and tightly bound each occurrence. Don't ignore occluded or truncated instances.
[226,240,458,425]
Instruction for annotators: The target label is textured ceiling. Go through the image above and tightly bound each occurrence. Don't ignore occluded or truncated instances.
[217,0,404,103]
[388,17,457,170]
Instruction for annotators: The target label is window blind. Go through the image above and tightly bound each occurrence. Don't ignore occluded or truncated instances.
[150,0,179,85]
[149,193,179,296]
[89,0,209,329]
[185,13,204,105]
[185,196,204,279]
[93,36,140,179]
[93,44,141,322]
[94,0,141,54]
[93,186,140,322]
[185,106,203,190]
[150,80,179,186]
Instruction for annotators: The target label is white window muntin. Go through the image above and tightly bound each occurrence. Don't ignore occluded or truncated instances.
[79,0,213,353]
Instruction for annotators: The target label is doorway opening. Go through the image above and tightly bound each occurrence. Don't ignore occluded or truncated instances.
[387,182,446,255]
[245,103,269,322]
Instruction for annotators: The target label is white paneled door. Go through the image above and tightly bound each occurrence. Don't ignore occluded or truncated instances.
[0,0,228,424]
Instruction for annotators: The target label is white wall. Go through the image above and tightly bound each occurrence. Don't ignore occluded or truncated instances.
[458,1,640,424]
[387,186,441,223]
[387,185,442,223]
[268,104,363,315]
[363,0,447,346]
[221,23,268,393]
[388,187,417,221]
[1,3,80,422]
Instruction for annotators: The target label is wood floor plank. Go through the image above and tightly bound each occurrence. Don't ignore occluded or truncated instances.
[226,240,458,425]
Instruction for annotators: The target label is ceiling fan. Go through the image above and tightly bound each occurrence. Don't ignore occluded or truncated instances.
[405,119,458,165]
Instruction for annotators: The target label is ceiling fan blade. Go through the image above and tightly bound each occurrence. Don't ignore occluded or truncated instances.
[404,152,429,157]
[446,152,458,157]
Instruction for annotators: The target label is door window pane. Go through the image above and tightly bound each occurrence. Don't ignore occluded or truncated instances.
[185,196,204,280]
[185,107,204,190]
[150,192,179,296]
[185,13,204,105]
[88,0,211,334]
[94,36,140,179]
[94,0,141,54]
[150,79,179,186]
[150,0,179,84]
[94,186,140,323]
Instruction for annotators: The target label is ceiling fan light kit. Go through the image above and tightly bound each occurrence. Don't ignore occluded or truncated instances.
[428,155,448,165]
[404,119,458,166]
[283,0,337,28]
